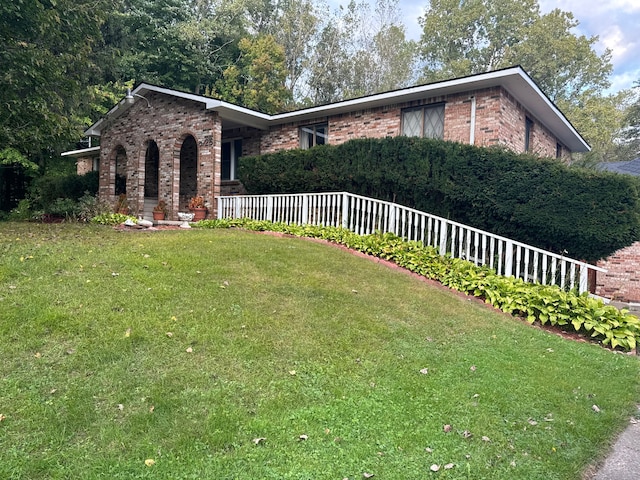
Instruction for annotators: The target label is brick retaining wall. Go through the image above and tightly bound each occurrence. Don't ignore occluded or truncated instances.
[596,241,640,303]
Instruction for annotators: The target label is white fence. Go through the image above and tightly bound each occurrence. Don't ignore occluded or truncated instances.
[217,191,605,294]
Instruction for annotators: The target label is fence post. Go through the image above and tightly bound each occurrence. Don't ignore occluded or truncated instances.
[579,266,588,294]
[505,241,513,277]
[301,194,309,225]
[267,196,274,222]
[341,193,349,229]
[234,196,241,219]
[439,220,448,256]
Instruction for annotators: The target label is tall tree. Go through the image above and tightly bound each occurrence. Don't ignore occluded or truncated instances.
[0,0,112,166]
[210,35,291,113]
[418,0,615,158]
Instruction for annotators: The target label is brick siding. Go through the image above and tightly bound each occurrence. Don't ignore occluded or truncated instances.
[99,92,221,219]
[596,242,640,303]
[259,87,566,156]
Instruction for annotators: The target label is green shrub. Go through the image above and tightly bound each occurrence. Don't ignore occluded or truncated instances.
[196,219,640,351]
[238,137,640,261]
[31,170,99,210]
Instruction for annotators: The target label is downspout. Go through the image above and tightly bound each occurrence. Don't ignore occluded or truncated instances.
[470,96,476,145]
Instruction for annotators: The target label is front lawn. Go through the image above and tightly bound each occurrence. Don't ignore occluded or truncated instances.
[0,223,638,479]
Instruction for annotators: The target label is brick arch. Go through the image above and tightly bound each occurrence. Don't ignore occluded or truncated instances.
[175,133,198,211]
[113,144,128,196]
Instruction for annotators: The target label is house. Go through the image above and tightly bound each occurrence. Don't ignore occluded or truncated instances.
[62,66,590,220]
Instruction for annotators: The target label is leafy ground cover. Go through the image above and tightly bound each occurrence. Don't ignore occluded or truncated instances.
[1,222,639,479]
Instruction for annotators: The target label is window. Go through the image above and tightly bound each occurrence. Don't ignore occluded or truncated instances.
[222,139,242,181]
[525,117,534,152]
[300,124,328,149]
[402,104,445,139]
[556,143,562,159]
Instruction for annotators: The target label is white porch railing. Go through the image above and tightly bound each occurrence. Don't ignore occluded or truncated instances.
[217,192,606,294]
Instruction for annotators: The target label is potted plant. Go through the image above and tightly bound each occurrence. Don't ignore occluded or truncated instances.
[114,193,129,214]
[153,200,168,221]
[188,195,207,221]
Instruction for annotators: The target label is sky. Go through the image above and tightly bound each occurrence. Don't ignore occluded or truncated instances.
[393,0,640,94]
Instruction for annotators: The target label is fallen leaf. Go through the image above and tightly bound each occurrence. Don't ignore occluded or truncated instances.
[363,473,374,478]
[253,437,266,445]
[462,430,473,438]
[325,428,331,434]
[481,436,490,442]
[66,349,75,355]
[34,352,41,358]
[186,347,193,353]
[510,461,517,467]
[149,406,155,413]
[111,272,119,277]
[299,434,308,441]
[470,365,477,372]
[352,289,358,294]
[0,414,6,422]
[166,332,173,338]
[592,404,601,413]
[443,424,452,433]
[528,419,538,426]
[425,447,433,453]
[50,389,57,394]
[117,404,124,411]
[124,328,131,338]
[444,463,454,470]
[472,393,479,398]
[289,370,296,376]
[430,464,440,472]
[144,459,155,467]
[420,368,429,375]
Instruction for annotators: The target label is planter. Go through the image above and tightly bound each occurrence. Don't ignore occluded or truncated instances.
[190,207,207,221]
[153,211,165,221]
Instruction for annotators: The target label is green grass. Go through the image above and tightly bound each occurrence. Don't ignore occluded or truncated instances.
[0,222,639,479]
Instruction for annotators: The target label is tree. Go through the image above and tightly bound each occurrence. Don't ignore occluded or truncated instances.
[0,0,111,165]
[418,0,616,159]
[210,35,291,113]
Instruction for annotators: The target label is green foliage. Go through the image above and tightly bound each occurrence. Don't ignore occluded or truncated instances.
[0,0,110,158]
[238,137,640,261]
[91,212,136,225]
[31,171,99,211]
[210,35,291,113]
[197,218,640,351]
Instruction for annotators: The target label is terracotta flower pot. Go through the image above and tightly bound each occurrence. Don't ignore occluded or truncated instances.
[153,211,165,221]
[190,207,207,221]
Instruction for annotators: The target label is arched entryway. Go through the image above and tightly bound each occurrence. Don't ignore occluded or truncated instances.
[179,135,198,210]
[114,146,127,195]
[143,140,160,217]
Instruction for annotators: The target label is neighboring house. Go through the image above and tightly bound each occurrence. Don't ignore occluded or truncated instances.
[597,157,640,176]
[62,66,589,220]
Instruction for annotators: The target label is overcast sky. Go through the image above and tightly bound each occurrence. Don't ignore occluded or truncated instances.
[392,0,640,94]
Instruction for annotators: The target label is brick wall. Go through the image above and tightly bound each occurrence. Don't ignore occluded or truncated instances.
[596,242,640,303]
[258,87,565,156]
[99,92,221,219]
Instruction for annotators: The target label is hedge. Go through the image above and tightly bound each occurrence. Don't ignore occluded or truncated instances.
[238,137,640,261]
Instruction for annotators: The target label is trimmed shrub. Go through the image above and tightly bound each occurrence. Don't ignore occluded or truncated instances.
[238,137,640,261]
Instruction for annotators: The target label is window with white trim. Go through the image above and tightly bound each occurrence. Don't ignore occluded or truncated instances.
[402,104,445,139]
[300,123,328,149]
[222,139,242,181]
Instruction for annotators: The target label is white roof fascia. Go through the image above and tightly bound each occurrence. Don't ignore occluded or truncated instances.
[61,146,101,157]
